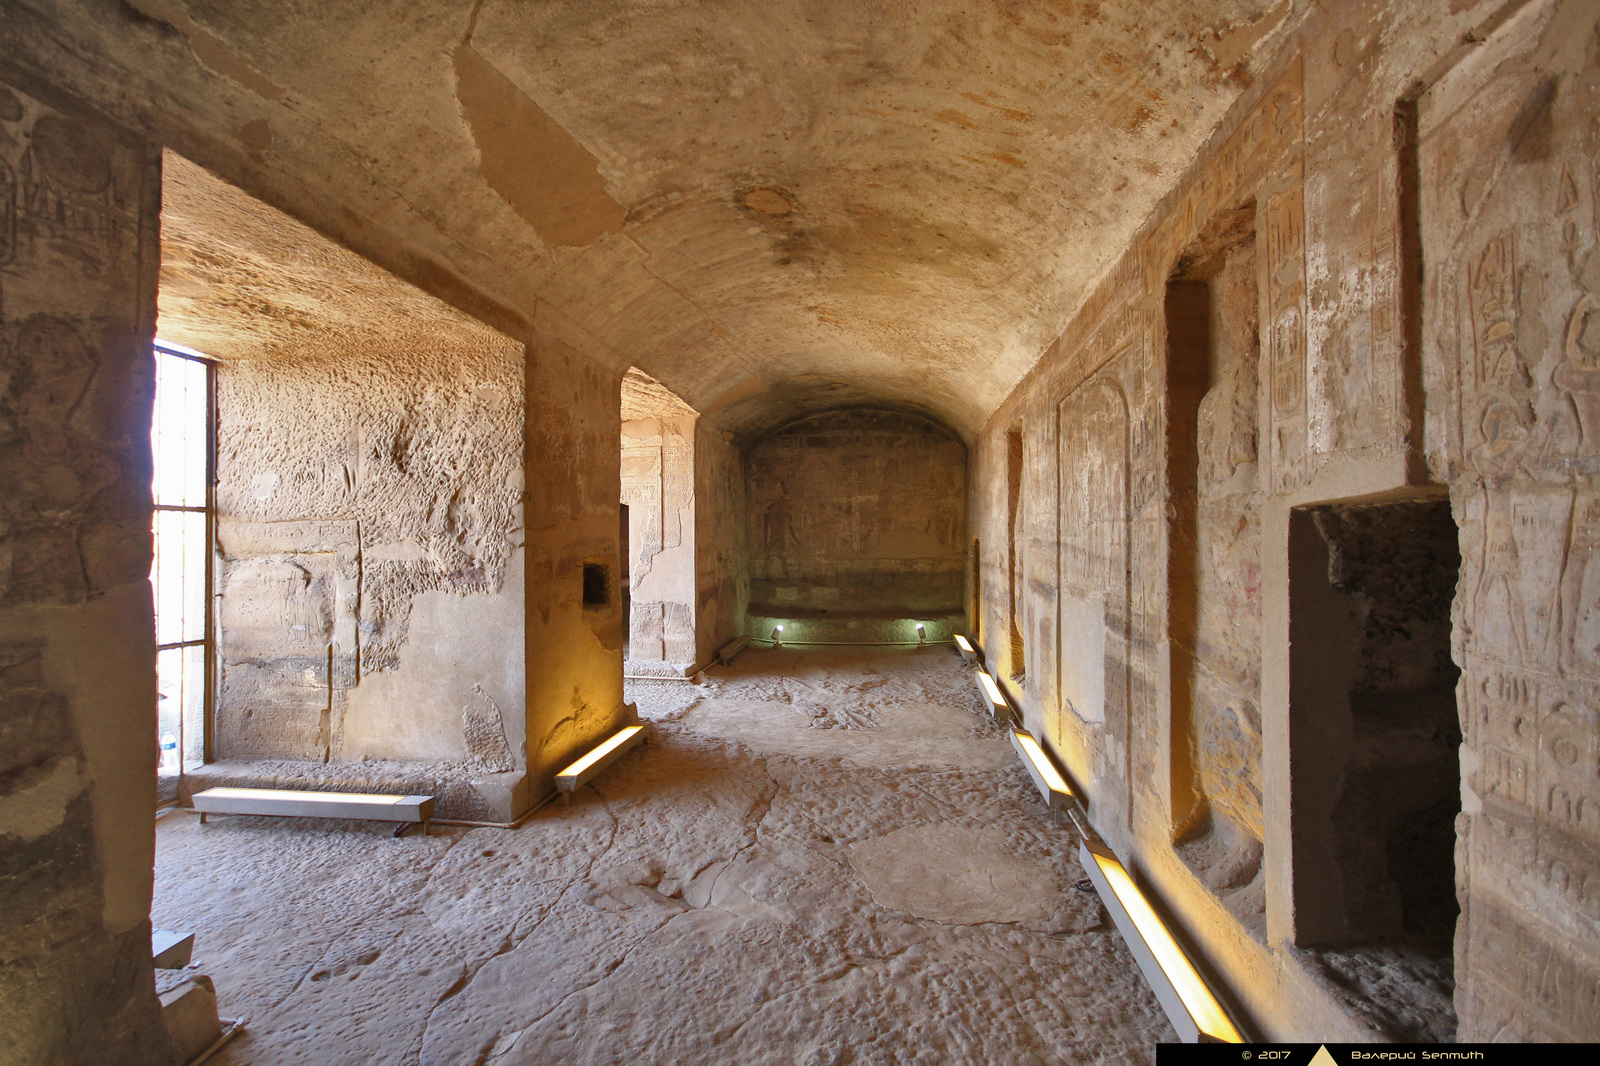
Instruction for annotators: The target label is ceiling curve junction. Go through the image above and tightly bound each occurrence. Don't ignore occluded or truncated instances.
[128,0,1294,436]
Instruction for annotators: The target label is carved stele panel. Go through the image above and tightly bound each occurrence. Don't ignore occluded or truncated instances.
[1056,375,1132,834]
[1265,184,1309,491]
[1419,0,1600,1040]
[216,519,360,760]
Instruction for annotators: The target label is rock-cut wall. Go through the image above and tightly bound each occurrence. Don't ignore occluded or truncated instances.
[215,342,525,769]
[746,409,966,620]
[971,0,1600,1042]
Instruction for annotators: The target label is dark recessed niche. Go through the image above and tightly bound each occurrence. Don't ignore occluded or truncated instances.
[582,562,610,607]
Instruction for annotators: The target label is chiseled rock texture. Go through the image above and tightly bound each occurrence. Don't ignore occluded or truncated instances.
[153,649,1172,1065]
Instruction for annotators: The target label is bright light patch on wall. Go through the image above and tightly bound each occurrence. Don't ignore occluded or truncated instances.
[1079,842,1244,1044]
[1009,729,1072,809]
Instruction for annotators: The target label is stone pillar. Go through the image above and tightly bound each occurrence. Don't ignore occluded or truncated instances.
[522,324,626,803]
[621,414,697,672]
[0,80,176,1064]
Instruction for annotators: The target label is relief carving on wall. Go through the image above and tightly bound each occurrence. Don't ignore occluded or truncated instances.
[1266,184,1308,492]
[1055,374,1132,834]
[217,519,360,760]
[0,85,145,607]
[1421,2,1600,1037]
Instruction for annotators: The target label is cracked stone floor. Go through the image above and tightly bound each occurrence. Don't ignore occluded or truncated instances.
[153,646,1174,1065]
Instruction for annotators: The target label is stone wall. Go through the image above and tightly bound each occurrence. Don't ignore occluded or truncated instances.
[694,419,746,664]
[621,414,696,669]
[1418,0,1600,1038]
[746,409,966,623]
[971,0,1600,1041]
[213,342,525,769]
[0,80,176,1064]
[523,325,628,798]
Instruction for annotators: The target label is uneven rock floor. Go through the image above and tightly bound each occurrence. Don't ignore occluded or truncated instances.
[153,646,1174,1065]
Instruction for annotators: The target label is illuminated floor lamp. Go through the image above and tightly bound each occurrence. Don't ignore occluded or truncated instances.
[1078,838,1244,1043]
[555,722,653,804]
[1005,724,1245,1043]
[973,670,1014,724]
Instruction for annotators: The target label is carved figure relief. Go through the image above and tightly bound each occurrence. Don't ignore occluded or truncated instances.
[1420,0,1600,1039]
[1469,233,1528,393]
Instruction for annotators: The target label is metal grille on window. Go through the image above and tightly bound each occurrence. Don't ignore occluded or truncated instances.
[151,345,212,782]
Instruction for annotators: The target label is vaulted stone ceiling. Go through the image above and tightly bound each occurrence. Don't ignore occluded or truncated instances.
[73,0,1294,437]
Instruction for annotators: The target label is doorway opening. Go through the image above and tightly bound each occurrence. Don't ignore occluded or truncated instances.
[1288,494,1462,1035]
[620,367,698,673]
[970,537,981,643]
[1007,427,1026,679]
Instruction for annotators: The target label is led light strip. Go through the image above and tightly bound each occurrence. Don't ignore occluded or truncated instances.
[975,670,1011,719]
[1079,841,1243,1043]
[558,725,646,781]
[198,787,411,806]
[1009,729,1073,809]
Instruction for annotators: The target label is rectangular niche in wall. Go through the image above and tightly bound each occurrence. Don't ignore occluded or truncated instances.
[583,562,612,608]
[1164,204,1265,938]
[1008,427,1026,679]
[1288,494,1462,962]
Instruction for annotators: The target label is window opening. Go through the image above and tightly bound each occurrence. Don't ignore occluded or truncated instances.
[152,343,214,787]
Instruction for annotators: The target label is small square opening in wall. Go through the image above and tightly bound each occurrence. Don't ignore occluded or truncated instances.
[582,562,610,607]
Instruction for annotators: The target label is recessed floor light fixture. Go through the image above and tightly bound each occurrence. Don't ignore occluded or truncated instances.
[1078,840,1244,1044]
[556,723,652,800]
[1009,729,1072,810]
[953,633,979,663]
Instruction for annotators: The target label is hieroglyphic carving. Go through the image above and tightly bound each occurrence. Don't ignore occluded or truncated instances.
[1420,11,1600,1036]
[1265,185,1308,491]
[1468,232,1528,394]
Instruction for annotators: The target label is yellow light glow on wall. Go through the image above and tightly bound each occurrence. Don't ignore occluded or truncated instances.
[976,670,1008,717]
[1010,730,1073,809]
[1081,843,1243,1044]
[558,725,645,781]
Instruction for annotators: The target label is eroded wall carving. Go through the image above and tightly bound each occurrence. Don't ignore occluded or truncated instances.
[215,343,524,766]
[746,408,966,617]
[1420,0,1600,1039]
[621,414,696,666]
[0,80,174,1064]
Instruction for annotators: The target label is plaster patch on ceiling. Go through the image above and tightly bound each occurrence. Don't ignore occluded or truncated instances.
[122,0,285,101]
[453,44,626,249]
[740,188,794,215]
